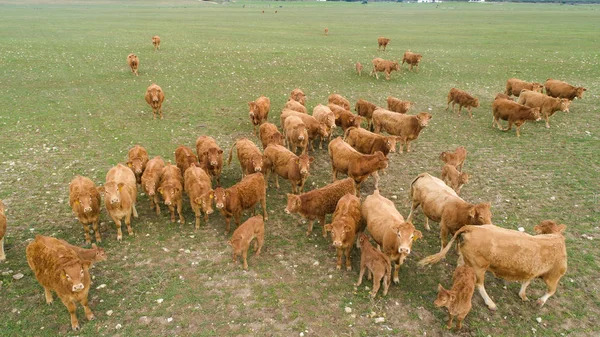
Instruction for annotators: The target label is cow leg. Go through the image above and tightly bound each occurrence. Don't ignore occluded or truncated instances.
[261,196,268,221]
[159,106,163,120]
[372,171,380,190]
[80,295,95,321]
[61,297,80,331]
[306,219,314,236]
[355,266,366,286]
[445,100,451,111]
[195,209,201,230]
[519,280,531,301]
[406,141,412,152]
[475,269,497,310]
[255,233,264,256]
[320,215,327,238]
[371,272,382,297]
[177,201,185,224]
[275,174,280,189]
[242,248,249,270]
[515,123,522,137]
[153,108,157,120]
[503,120,513,132]
[455,316,464,331]
[155,195,161,215]
[344,246,352,271]
[335,248,343,270]
[385,71,391,80]
[224,217,231,235]
[537,275,560,306]
[393,262,400,284]
[44,287,54,304]
[446,314,454,329]
[132,203,138,218]
[545,113,550,128]
[125,212,134,237]
[82,224,92,245]
[168,205,176,222]
[93,220,101,243]
[440,224,449,250]
[467,107,473,119]
[457,105,463,117]
[331,166,338,182]
[112,216,123,241]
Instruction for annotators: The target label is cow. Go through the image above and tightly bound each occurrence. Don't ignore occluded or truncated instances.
[280,109,329,151]
[362,190,422,284]
[228,138,264,177]
[534,219,566,235]
[434,266,476,331]
[344,126,397,157]
[372,109,432,153]
[158,164,184,224]
[377,37,390,51]
[495,92,513,101]
[26,235,94,331]
[152,35,160,51]
[329,137,389,194]
[263,144,314,194]
[127,144,149,185]
[420,223,568,310]
[324,194,362,271]
[141,156,164,215]
[174,145,198,185]
[69,176,102,244]
[441,164,470,195]
[446,88,479,118]
[184,165,214,229]
[285,177,355,236]
[127,53,139,76]
[312,104,336,148]
[440,146,467,171]
[354,99,378,131]
[505,78,544,97]
[371,57,400,80]
[34,236,108,266]
[387,96,414,114]
[0,200,6,261]
[284,98,308,114]
[259,122,284,150]
[544,79,586,100]
[401,51,423,72]
[248,96,271,136]
[355,234,392,298]
[195,135,224,184]
[328,93,351,110]
[284,115,309,155]
[329,103,363,132]
[324,27,329,36]
[98,163,137,241]
[145,83,165,119]
[228,215,265,270]
[356,62,363,76]
[492,98,541,137]
[290,88,306,106]
[517,89,571,128]
[214,173,267,234]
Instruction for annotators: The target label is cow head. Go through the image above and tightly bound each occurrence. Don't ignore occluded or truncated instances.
[158,183,180,206]
[394,222,422,256]
[530,107,542,121]
[204,148,223,168]
[91,244,108,262]
[296,154,314,177]
[357,233,370,249]
[194,190,215,216]
[352,115,363,128]
[143,177,157,196]
[252,155,264,173]
[534,220,567,235]
[213,187,228,210]
[532,82,544,93]
[471,97,480,108]
[416,112,432,127]
[434,284,455,308]
[127,157,145,175]
[269,133,284,146]
[98,182,124,205]
[60,258,90,293]
[285,193,301,214]
[575,87,587,99]
[374,151,389,169]
[385,136,398,153]
[559,98,571,113]
[468,202,492,225]
[317,123,329,138]
[416,55,423,63]
[148,86,162,105]
[459,172,470,185]
[393,62,400,71]
[248,101,258,118]
[72,191,96,214]
[324,220,352,248]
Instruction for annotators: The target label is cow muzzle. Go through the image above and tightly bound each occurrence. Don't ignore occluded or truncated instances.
[254,167,262,172]
[210,161,218,166]
[300,169,308,176]
[110,198,120,205]
[284,208,290,214]
[216,203,224,209]
[165,200,172,206]
[333,241,342,248]
[72,283,85,292]
[206,209,214,215]
[83,207,93,213]
[398,247,411,255]
[298,136,305,141]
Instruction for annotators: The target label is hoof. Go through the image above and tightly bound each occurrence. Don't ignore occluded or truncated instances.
[336,265,341,270]
[72,324,80,331]
[346,266,352,271]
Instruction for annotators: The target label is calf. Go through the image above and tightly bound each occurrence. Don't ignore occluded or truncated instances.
[285,178,355,236]
[0,200,6,261]
[196,135,224,184]
[158,164,184,224]
[324,27,329,36]
[184,165,214,229]
[145,83,165,119]
[328,93,351,110]
[98,163,138,241]
[227,138,264,177]
[504,78,543,97]
[329,103,363,132]
[544,78,586,100]
[518,89,571,128]
[248,95,271,136]
[152,35,160,51]
[377,37,390,51]
[312,104,336,148]
[387,96,414,114]
[401,51,422,72]
[281,109,329,151]
[434,266,476,331]
[175,145,198,183]
[127,144,149,185]
[371,57,400,80]
[127,53,139,76]
[446,88,479,118]
[263,144,314,194]
[284,115,309,155]
[284,98,307,114]
[344,126,397,156]
[439,146,467,171]
[228,215,265,270]
[441,164,470,195]
[141,156,164,215]
[69,176,102,244]
[36,237,107,266]
[324,194,362,271]
[355,234,392,298]
[354,99,378,131]
[214,173,268,234]
[372,109,432,153]
[492,98,541,137]
[259,122,284,150]
[290,88,306,106]
[356,62,363,76]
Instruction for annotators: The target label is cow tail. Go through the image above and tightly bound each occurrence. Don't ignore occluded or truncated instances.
[418,226,470,266]
[227,141,236,167]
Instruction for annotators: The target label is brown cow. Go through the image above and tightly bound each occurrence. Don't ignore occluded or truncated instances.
[284,98,308,114]
[440,146,467,171]
[290,88,306,106]
[0,200,6,261]
[324,194,362,271]
[69,176,102,244]
[371,57,400,80]
[98,164,138,241]
[505,78,543,97]
[152,35,161,51]
[356,62,363,76]
[407,173,492,249]
[401,51,423,72]
[544,78,586,100]
[195,135,224,184]
[387,96,414,114]
[214,173,267,234]
[372,109,432,153]
[328,93,351,110]
[446,88,479,118]
[377,37,390,51]
[354,99,378,131]
[495,92,513,101]
[420,224,568,310]
[228,215,265,270]
[127,53,139,76]
[434,266,476,331]
[285,178,355,236]
[145,83,165,119]
[312,104,336,148]
[184,165,214,229]
[26,235,94,331]
[344,126,397,156]
[324,27,329,36]
[329,103,363,132]
[248,95,271,136]
[281,109,329,151]
[127,145,149,185]
[517,89,571,128]
[441,164,470,195]
[228,138,264,177]
[534,220,566,235]
[158,164,184,224]
[362,190,422,284]
[492,98,541,137]
[34,236,107,266]
[141,156,164,215]
[175,145,198,183]
[259,122,284,150]
[263,144,314,194]
[329,137,389,194]
[355,234,392,298]
[284,115,309,154]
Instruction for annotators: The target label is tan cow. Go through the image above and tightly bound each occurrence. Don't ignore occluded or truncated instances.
[284,115,309,154]
[356,62,363,76]
[228,138,264,177]
[344,126,397,156]
[371,57,400,80]
[324,27,329,36]
[377,37,390,51]
[354,99,378,131]
[446,88,479,118]
[544,79,586,100]
[312,104,336,148]
[401,51,423,72]
[290,88,306,106]
[420,224,568,310]
[184,165,214,229]
[174,145,198,183]
[228,215,265,270]
[407,173,492,249]
[33,236,107,266]
[324,194,362,271]
[0,200,6,261]
[329,103,363,132]
[505,78,543,97]
[534,220,566,235]
[98,164,137,241]
[280,109,329,151]
[434,266,476,331]
[441,164,470,195]
[517,89,571,128]
[141,156,164,215]
[248,95,271,136]
[152,35,160,51]
[328,93,351,110]
[145,83,165,119]
[492,98,541,137]
[69,176,102,244]
[263,144,314,194]
[439,146,467,171]
[158,164,184,224]
[259,122,284,150]
[372,109,432,153]
[362,190,422,284]
[284,98,308,114]
[355,234,392,298]
[214,173,267,234]
[127,53,139,76]
[127,144,149,185]
[196,135,224,184]
[387,96,414,114]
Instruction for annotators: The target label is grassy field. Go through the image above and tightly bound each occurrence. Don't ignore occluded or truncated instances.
[0,1,599,336]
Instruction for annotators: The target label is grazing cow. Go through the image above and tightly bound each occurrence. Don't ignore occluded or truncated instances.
[420,224,568,310]
[329,137,389,194]
[544,79,586,100]
[401,51,423,72]
[377,37,390,51]
[344,127,397,156]
[228,138,264,177]
[372,109,432,153]
[248,96,271,135]
[184,165,213,229]
[228,215,265,270]
[285,178,355,236]
[355,234,392,298]
[446,88,479,118]
[26,235,94,331]
[495,92,513,101]
[284,115,309,154]
[98,164,137,241]
[492,98,541,137]
[407,173,492,249]
[534,219,566,235]
[127,145,149,185]
[505,78,543,97]
[195,135,224,184]
[0,200,6,261]
[175,145,198,183]
[145,83,165,119]
[259,122,284,150]
[356,62,363,76]
[441,164,470,195]
[517,89,571,128]
[324,194,362,271]
[263,144,314,194]
[387,96,414,114]
[434,266,476,331]
[312,104,336,148]
[354,99,378,131]
[362,190,422,284]
[69,176,102,244]
[328,93,351,110]
[290,88,306,106]
[35,237,107,266]
[214,173,268,234]
[439,146,467,171]
[285,98,308,114]
[141,156,164,215]
[158,164,184,224]
[127,53,139,76]
[152,35,160,50]
[281,109,329,151]
[324,27,328,36]
[329,103,363,132]
[371,57,400,80]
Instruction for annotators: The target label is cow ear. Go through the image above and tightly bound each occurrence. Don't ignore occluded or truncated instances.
[309,157,315,163]
[92,243,97,249]
[558,224,567,233]
[82,260,92,270]
[218,149,224,154]
[468,207,476,218]
[194,197,202,206]
[247,102,252,107]
[449,292,457,303]
[227,240,232,246]
[324,224,332,232]
[97,186,105,193]
[209,190,214,199]
[343,225,352,233]
[117,182,125,191]
[127,161,132,168]
[437,283,444,292]
[158,187,164,194]
[413,230,423,240]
